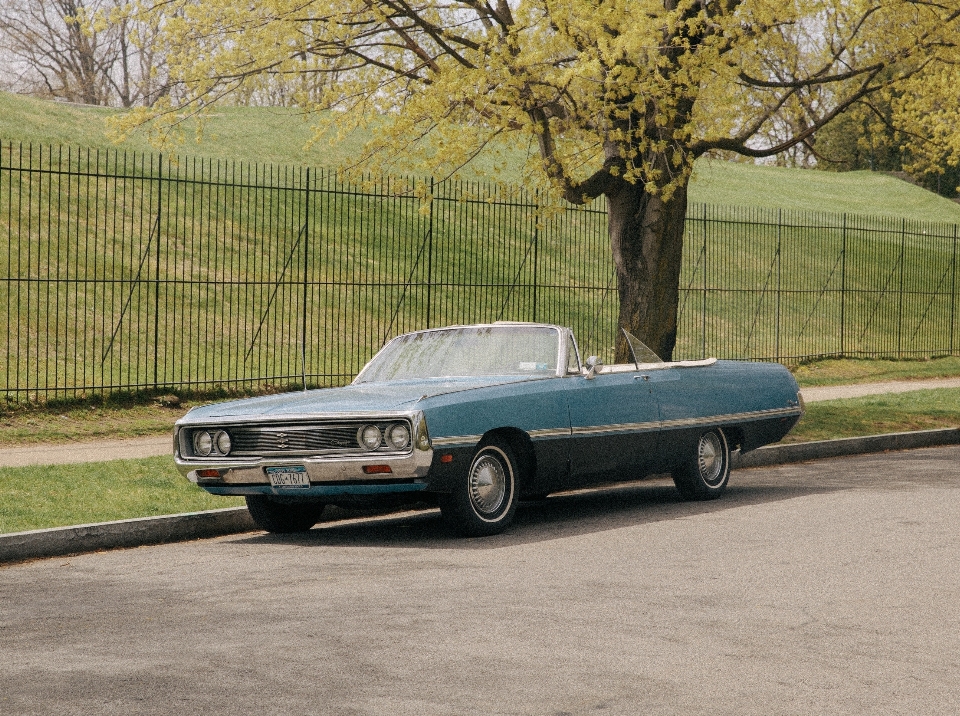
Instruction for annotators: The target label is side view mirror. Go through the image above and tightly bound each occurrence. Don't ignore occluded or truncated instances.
[584,355,603,380]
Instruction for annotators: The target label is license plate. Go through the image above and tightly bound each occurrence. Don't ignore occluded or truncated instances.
[266,465,310,488]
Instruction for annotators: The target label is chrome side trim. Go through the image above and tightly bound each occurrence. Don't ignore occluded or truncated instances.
[429,406,802,447]
[431,434,483,448]
[528,427,572,439]
[432,427,573,448]
[571,421,659,437]
[659,407,802,431]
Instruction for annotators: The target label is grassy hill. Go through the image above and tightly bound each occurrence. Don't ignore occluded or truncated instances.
[4,90,960,400]
[688,160,960,222]
[4,91,960,224]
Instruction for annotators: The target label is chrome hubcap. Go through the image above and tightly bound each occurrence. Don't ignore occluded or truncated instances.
[697,433,724,485]
[469,454,507,515]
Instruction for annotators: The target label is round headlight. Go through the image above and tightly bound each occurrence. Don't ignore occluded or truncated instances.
[387,423,410,450]
[215,430,231,455]
[193,430,213,457]
[358,424,382,450]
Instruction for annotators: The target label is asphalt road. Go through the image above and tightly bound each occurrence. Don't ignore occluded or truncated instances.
[3,447,960,716]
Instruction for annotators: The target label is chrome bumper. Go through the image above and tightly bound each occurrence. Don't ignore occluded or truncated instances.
[175,447,433,486]
[174,410,434,495]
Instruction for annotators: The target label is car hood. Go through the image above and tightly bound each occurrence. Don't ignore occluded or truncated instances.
[178,375,537,423]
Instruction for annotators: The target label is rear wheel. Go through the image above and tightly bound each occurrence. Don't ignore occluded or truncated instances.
[672,428,730,501]
[245,495,326,533]
[439,440,519,537]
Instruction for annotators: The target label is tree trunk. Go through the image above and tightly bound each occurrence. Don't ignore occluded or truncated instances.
[606,177,689,363]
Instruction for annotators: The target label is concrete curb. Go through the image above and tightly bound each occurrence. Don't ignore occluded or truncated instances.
[4,428,960,565]
[733,427,960,468]
[0,507,255,565]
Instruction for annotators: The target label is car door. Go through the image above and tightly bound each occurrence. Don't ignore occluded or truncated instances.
[563,369,660,486]
[648,361,759,469]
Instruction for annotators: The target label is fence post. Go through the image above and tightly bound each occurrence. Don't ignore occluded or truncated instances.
[701,203,707,360]
[776,209,782,361]
[898,218,906,357]
[840,214,847,357]
[301,167,310,391]
[532,188,540,323]
[152,154,162,389]
[952,224,957,355]
[426,177,434,328]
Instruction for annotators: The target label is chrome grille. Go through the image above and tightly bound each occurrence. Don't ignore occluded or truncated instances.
[183,421,411,458]
[230,425,360,456]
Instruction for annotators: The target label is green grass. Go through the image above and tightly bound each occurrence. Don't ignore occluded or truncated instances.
[5,90,960,398]
[0,397,188,447]
[0,456,243,534]
[784,387,960,443]
[793,356,960,387]
[0,93,348,168]
[4,90,960,221]
[0,406,178,446]
[4,142,959,398]
[689,160,960,224]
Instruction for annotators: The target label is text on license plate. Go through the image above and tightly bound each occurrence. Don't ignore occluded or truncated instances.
[266,465,310,488]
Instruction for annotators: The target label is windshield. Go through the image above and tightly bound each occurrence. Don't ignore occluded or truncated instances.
[355,325,561,383]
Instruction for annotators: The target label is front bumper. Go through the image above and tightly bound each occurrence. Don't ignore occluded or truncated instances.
[199,481,431,497]
[175,449,434,497]
[174,413,434,497]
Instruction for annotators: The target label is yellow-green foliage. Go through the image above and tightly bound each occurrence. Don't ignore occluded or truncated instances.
[114,1,960,205]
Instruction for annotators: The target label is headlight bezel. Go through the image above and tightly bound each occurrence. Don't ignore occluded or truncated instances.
[193,430,214,457]
[386,422,411,450]
[358,424,383,451]
[191,429,231,457]
[214,430,232,455]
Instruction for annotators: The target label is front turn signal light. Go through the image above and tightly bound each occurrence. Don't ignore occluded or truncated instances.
[415,415,431,451]
[362,465,393,474]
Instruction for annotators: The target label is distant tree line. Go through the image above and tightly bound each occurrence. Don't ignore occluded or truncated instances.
[814,89,960,199]
[0,0,159,106]
[736,66,960,199]
[0,0,328,108]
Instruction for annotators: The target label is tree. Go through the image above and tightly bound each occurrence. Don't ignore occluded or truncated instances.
[1,0,113,104]
[118,0,960,360]
[0,0,169,107]
[815,95,902,172]
[815,70,960,197]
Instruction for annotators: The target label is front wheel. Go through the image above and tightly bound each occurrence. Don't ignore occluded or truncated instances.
[672,428,731,501]
[439,440,519,537]
[245,495,326,533]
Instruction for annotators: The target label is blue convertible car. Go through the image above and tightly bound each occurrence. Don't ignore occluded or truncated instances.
[175,323,803,536]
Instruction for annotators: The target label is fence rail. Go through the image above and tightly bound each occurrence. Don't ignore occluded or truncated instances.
[3,142,959,402]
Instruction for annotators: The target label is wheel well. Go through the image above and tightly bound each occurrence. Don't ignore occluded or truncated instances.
[481,427,536,486]
[720,425,744,452]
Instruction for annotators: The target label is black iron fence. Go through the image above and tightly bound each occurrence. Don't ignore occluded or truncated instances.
[2,142,959,401]
[677,205,960,364]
